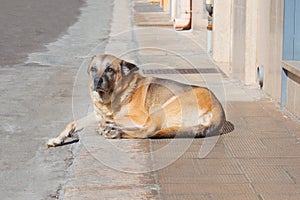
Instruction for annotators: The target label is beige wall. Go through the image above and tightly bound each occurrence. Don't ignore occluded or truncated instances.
[205,0,300,118]
[231,0,246,81]
[244,0,258,85]
[213,0,284,101]
[192,0,207,30]
[212,0,232,65]
[256,0,284,101]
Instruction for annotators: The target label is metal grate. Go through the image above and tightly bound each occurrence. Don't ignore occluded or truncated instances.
[142,68,220,75]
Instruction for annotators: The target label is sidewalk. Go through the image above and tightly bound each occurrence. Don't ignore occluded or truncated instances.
[63,0,300,199]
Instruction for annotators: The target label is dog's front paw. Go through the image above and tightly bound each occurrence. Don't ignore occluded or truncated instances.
[97,122,122,139]
[45,138,63,148]
[96,126,105,136]
[103,129,121,139]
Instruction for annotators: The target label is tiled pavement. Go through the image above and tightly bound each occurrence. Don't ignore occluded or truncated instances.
[63,0,300,199]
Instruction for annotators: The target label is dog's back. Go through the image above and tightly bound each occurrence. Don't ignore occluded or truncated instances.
[143,77,225,138]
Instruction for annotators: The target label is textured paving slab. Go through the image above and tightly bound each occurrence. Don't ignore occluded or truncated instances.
[62,0,300,199]
[63,122,158,199]
[132,1,300,200]
[134,0,173,27]
[134,1,163,12]
[3,0,300,199]
[62,0,159,199]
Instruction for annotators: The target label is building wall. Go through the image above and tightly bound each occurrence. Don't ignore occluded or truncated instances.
[206,0,300,118]
[256,0,284,101]
[213,0,284,101]
[192,0,207,30]
[231,0,246,81]
[212,0,232,65]
[168,0,299,118]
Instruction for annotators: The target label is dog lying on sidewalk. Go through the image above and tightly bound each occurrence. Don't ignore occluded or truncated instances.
[46,54,226,147]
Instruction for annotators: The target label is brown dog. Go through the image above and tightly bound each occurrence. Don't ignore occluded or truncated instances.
[46,54,225,147]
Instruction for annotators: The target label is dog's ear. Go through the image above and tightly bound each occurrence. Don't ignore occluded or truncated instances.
[120,60,139,76]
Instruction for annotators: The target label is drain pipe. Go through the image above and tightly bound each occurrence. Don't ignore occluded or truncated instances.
[205,0,213,53]
[257,65,264,89]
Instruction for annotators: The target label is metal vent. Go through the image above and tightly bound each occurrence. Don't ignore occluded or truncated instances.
[142,68,220,75]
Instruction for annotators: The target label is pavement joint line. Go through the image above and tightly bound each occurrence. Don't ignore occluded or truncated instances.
[222,137,263,199]
[131,0,162,197]
[283,168,297,184]
[183,31,207,52]
[149,139,162,200]
[256,95,300,142]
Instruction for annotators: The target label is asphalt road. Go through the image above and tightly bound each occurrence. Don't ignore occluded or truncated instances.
[0,0,113,199]
[0,0,84,66]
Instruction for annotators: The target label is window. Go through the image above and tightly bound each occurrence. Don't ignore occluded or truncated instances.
[283,0,300,60]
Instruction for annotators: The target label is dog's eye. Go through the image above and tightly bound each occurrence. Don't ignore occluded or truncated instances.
[90,66,97,72]
[105,67,114,73]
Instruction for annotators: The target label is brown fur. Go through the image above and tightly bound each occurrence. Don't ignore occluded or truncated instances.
[46,54,225,147]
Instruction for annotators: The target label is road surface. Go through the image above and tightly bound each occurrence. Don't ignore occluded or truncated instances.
[0,0,113,199]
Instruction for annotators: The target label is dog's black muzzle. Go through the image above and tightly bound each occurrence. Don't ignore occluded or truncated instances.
[93,77,103,92]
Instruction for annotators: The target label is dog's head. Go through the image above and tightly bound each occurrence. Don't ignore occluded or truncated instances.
[87,54,139,104]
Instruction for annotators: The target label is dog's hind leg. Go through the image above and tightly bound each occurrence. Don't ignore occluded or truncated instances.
[150,125,209,139]
[149,126,181,139]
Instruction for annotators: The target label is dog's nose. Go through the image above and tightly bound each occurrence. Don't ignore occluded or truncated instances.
[93,77,103,90]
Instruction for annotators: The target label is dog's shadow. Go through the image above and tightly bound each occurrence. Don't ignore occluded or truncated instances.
[221,121,235,135]
[53,122,235,147]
